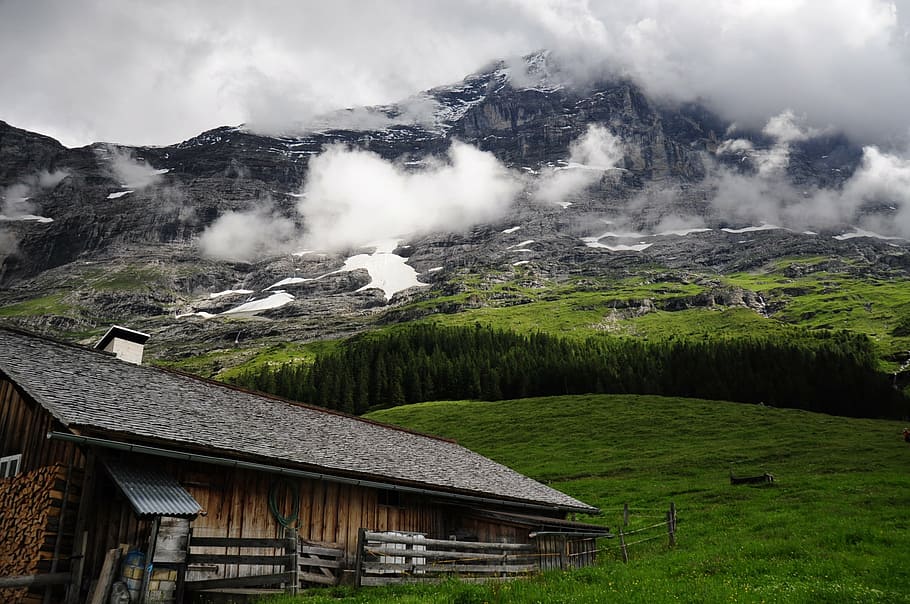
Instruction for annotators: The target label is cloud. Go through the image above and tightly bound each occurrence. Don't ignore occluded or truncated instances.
[0,169,69,217]
[197,201,298,262]
[716,110,821,179]
[197,140,520,259]
[4,1,908,149]
[709,113,910,236]
[0,229,18,256]
[104,146,166,189]
[533,124,625,205]
[298,141,521,250]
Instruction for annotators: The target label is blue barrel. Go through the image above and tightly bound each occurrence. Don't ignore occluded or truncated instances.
[121,550,146,600]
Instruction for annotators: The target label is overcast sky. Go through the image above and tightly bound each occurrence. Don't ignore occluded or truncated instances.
[1,0,909,148]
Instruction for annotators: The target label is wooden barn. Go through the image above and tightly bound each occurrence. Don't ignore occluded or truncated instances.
[0,326,606,603]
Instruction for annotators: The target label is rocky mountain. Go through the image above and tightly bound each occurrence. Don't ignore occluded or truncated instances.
[1,51,907,373]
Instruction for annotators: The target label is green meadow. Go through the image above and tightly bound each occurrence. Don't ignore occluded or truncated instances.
[264,394,910,603]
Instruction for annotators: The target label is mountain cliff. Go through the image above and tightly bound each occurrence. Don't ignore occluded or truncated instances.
[0,52,906,379]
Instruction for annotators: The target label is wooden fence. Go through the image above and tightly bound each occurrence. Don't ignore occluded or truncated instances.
[185,534,296,592]
[184,532,344,593]
[533,534,600,570]
[612,502,677,563]
[297,539,345,587]
[354,530,602,586]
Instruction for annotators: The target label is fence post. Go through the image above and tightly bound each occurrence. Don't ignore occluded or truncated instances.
[623,503,629,527]
[285,527,299,595]
[354,528,365,589]
[667,504,676,548]
[618,528,628,563]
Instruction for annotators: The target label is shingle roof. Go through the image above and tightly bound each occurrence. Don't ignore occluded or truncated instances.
[0,328,596,512]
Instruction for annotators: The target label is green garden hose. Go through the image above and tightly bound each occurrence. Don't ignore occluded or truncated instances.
[268,478,300,528]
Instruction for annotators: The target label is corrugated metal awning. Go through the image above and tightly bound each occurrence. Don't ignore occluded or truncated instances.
[104,459,202,518]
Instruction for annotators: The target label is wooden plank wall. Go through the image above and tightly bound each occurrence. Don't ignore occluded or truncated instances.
[0,377,82,473]
[446,514,532,545]
[80,467,150,584]
[174,463,447,577]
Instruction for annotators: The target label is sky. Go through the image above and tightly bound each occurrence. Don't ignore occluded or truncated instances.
[1,0,909,148]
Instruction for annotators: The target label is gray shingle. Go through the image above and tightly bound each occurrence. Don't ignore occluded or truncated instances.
[0,328,596,512]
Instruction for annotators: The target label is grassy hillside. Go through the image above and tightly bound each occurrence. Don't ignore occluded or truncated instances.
[408,260,910,372]
[267,394,910,603]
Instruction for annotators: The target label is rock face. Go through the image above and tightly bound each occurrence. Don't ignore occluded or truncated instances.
[0,51,906,364]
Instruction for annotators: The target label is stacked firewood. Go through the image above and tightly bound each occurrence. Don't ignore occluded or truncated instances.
[0,464,81,604]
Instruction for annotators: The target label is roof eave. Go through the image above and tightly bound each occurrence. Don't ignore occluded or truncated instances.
[52,429,598,514]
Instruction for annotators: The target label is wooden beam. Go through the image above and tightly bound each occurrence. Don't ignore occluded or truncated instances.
[363,546,532,562]
[187,537,288,549]
[184,572,293,591]
[86,547,123,604]
[0,573,71,588]
[353,528,365,589]
[298,544,345,558]
[138,516,160,604]
[362,562,536,574]
[65,449,96,604]
[363,532,534,552]
[186,554,294,566]
[360,575,516,586]
[298,557,342,569]
[298,572,338,586]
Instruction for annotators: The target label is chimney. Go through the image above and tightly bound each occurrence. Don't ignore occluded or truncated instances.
[94,325,150,365]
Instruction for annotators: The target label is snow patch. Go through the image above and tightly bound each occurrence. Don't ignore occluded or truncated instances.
[107,190,133,199]
[512,260,530,266]
[176,311,216,319]
[508,240,535,249]
[266,277,313,290]
[833,228,905,241]
[583,241,653,252]
[222,292,295,315]
[502,226,522,234]
[209,289,254,299]
[554,161,627,172]
[655,228,712,237]
[0,214,53,223]
[267,243,426,301]
[346,253,428,300]
[427,267,443,273]
[721,224,782,234]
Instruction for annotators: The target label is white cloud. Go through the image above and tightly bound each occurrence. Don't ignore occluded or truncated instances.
[709,112,910,236]
[0,229,18,256]
[104,146,165,189]
[0,169,69,217]
[299,142,521,250]
[198,202,299,262]
[2,1,908,148]
[198,140,520,259]
[534,124,624,205]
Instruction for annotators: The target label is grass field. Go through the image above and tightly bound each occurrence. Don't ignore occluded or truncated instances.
[263,394,910,603]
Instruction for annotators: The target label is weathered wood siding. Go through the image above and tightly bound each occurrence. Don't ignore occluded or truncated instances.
[80,466,151,584]
[174,462,447,577]
[0,377,82,473]
[444,513,533,544]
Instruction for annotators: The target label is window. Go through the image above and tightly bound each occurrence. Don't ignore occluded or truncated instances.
[377,490,401,507]
[0,454,22,478]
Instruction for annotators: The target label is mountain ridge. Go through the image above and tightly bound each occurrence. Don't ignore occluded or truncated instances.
[0,52,907,381]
